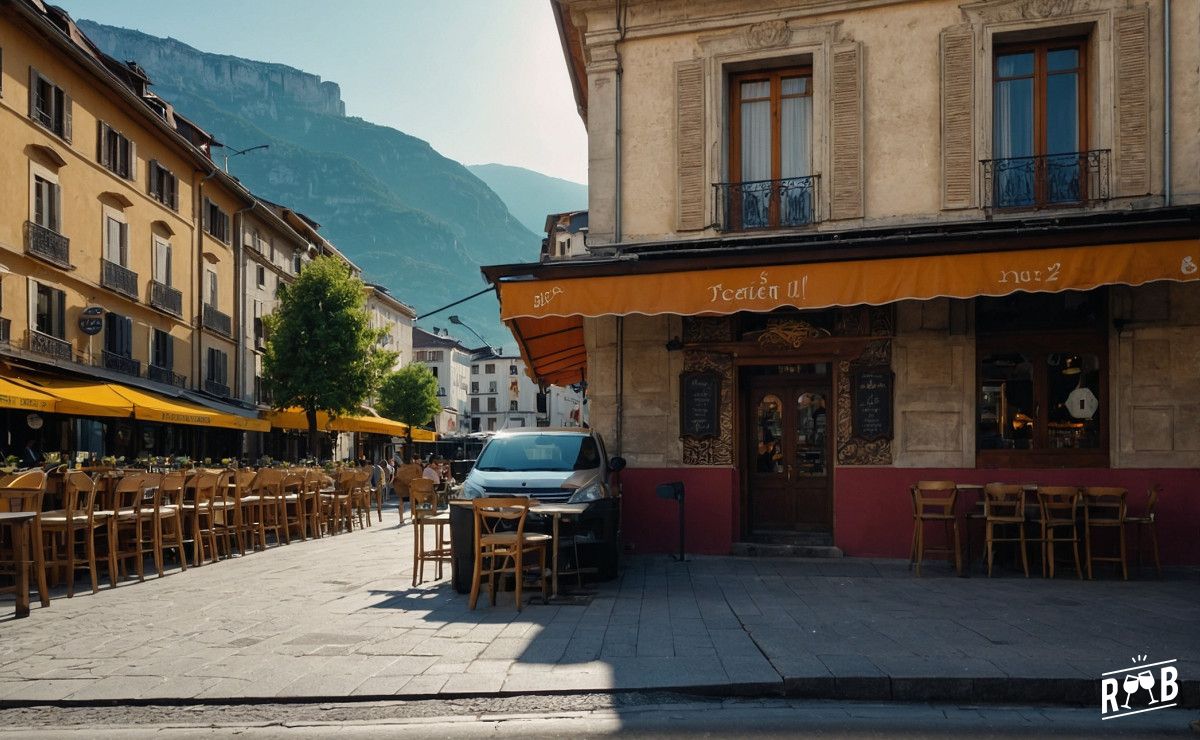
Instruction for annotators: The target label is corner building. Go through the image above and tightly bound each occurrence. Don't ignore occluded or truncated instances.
[485,0,1200,563]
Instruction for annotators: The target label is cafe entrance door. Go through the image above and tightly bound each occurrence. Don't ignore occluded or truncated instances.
[745,366,833,533]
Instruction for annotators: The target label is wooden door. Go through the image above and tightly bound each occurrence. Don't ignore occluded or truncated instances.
[746,379,832,532]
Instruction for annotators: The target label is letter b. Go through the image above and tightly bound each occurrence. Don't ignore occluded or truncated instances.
[1160,666,1179,703]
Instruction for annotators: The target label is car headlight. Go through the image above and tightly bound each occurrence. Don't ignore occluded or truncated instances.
[568,481,604,504]
[461,481,485,499]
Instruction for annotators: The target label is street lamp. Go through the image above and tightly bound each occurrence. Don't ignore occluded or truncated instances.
[449,315,492,352]
[222,143,270,173]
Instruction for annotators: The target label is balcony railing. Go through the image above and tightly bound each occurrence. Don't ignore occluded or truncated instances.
[101,350,141,377]
[981,150,1110,210]
[202,304,232,337]
[101,259,139,300]
[0,318,9,344]
[150,281,183,317]
[24,221,70,267]
[29,331,72,361]
[714,176,819,232]
[147,364,186,388]
[204,378,230,398]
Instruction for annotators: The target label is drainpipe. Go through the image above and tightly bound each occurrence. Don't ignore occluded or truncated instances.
[232,203,253,406]
[613,0,626,455]
[1163,0,1172,206]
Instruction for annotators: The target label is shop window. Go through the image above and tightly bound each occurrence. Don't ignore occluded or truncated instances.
[723,67,814,230]
[990,39,1091,208]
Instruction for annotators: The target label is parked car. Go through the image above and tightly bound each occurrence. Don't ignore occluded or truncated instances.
[461,428,625,579]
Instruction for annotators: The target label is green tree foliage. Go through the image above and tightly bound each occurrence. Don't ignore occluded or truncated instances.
[377,363,442,461]
[262,256,395,457]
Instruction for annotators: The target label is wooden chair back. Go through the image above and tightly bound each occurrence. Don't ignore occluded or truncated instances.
[472,497,532,545]
[409,478,438,520]
[3,470,48,490]
[234,468,256,489]
[1083,487,1127,525]
[982,483,1024,520]
[152,471,182,509]
[281,472,306,497]
[0,470,46,514]
[1037,486,1080,524]
[911,480,957,518]
[62,472,99,524]
[1144,484,1160,521]
[250,468,283,497]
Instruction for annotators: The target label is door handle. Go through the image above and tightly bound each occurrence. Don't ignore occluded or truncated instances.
[787,464,793,482]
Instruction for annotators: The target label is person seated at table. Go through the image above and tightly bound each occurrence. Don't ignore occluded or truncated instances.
[20,439,41,468]
[422,461,441,486]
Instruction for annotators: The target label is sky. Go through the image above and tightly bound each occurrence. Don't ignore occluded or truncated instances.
[54,0,588,184]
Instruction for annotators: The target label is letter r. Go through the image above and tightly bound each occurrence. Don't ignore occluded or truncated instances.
[1101,678,1119,714]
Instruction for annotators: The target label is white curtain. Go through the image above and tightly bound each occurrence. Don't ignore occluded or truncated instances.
[739,83,771,182]
[781,95,811,179]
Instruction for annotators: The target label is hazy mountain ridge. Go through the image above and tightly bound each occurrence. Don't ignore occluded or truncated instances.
[77,19,539,345]
[468,164,587,236]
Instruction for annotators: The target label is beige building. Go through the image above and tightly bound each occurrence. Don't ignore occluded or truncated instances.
[485,0,1200,564]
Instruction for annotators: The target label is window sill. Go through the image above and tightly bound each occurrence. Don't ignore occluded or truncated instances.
[976,449,1108,470]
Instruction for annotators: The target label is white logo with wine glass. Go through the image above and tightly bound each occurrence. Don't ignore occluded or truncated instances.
[1100,655,1179,720]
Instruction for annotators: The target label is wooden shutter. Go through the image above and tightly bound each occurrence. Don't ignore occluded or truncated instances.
[61,92,71,142]
[51,180,62,233]
[1114,8,1150,196]
[164,332,174,370]
[676,60,706,231]
[169,173,178,210]
[940,25,975,209]
[97,121,110,168]
[829,42,863,220]
[127,138,136,181]
[28,66,37,120]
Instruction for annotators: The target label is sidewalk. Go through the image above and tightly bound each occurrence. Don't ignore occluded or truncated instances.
[0,505,1196,707]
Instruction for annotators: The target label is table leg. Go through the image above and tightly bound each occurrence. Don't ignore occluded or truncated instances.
[14,521,30,618]
[552,514,560,600]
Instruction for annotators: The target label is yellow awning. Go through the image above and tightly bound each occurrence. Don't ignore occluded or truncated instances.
[267,407,413,437]
[112,385,269,432]
[12,376,135,417]
[411,428,437,442]
[0,378,57,413]
[267,408,333,430]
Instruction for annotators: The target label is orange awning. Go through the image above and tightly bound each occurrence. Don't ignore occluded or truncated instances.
[268,407,413,437]
[496,239,1200,385]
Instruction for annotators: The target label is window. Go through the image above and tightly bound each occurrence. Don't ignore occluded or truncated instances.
[148,160,178,209]
[152,329,173,369]
[992,40,1087,207]
[509,365,518,376]
[104,313,133,358]
[487,398,497,413]
[206,347,228,384]
[470,397,480,413]
[34,283,66,338]
[485,363,495,374]
[97,122,135,180]
[104,215,129,266]
[205,269,218,306]
[292,253,303,274]
[430,366,439,378]
[204,199,230,244]
[153,237,172,285]
[509,400,519,412]
[727,67,813,229]
[488,381,497,393]
[487,418,497,431]
[29,68,71,140]
[256,265,266,288]
[470,381,479,394]
[471,365,479,375]
[32,175,61,232]
[976,291,1106,467]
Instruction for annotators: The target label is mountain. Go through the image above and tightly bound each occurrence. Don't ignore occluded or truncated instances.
[468,164,587,236]
[77,20,538,347]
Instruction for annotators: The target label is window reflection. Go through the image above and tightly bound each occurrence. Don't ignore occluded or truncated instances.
[795,392,826,477]
[979,354,1035,450]
[1048,353,1100,449]
[755,394,784,474]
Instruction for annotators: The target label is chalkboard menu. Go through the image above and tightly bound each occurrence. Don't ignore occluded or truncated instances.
[680,371,721,439]
[852,367,893,441]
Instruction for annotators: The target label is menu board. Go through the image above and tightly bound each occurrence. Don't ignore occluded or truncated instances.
[852,367,893,441]
[680,371,720,439]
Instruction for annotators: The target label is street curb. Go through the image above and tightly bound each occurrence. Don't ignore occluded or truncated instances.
[1,677,1195,710]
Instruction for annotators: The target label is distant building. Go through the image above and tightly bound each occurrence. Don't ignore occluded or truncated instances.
[365,284,415,371]
[412,327,471,434]
[469,350,583,432]
[540,211,588,261]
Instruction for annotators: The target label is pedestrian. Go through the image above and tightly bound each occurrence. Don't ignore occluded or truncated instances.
[20,439,40,468]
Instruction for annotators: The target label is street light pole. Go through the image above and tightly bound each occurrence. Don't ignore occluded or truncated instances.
[222,144,270,173]
[448,315,491,351]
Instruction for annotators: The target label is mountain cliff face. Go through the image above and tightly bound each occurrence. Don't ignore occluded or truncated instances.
[78,20,538,347]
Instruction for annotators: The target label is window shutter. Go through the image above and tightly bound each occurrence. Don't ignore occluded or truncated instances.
[127,138,137,181]
[202,198,209,230]
[148,159,157,197]
[97,121,107,167]
[829,42,864,220]
[940,25,975,209]
[55,290,66,339]
[51,181,62,233]
[120,222,129,265]
[169,173,178,210]
[675,60,706,232]
[27,66,36,119]
[61,92,71,142]
[1114,8,1150,196]
[165,333,174,370]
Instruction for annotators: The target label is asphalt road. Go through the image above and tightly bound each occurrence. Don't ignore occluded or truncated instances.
[1,693,1196,738]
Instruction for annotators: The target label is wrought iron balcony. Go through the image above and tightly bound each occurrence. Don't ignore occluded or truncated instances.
[101,259,139,300]
[714,176,819,232]
[204,378,230,398]
[150,281,183,317]
[29,331,72,361]
[24,221,70,268]
[147,364,186,388]
[981,149,1110,210]
[0,318,9,344]
[101,350,141,377]
[202,303,232,337]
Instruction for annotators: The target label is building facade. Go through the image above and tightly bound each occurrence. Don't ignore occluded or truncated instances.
[365,284,415,372]
[413,327,472,434]
[486,0,1200,564]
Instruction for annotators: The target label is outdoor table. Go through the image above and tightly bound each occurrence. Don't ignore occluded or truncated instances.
[529,502,589,599]
[1,511,37,618]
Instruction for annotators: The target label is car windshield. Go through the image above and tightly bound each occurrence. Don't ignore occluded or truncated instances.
[474,434,599,473]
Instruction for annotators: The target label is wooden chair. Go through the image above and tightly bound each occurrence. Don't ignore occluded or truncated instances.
[371,464,386,523]
[982,483,1028,578]
[1036,486,1082,579]
[1125,485,1161,577]
[0,470,50,610]
[280,471,309,542]
[181,470,222,566]
[109,472,146,581]
[391,463,422,524]
[113,472,183,580]
[469,497,550,611]
[410,478,450,586]
[301,470,326,540]
[248,468,285,546]
[40,471,116,595]
[909,481,961,577]
[351,468,373,530]
[1083,487,1128,580]
[228,468,261,553]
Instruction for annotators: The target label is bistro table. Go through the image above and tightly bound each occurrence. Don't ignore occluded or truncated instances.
[1,511,37,618]
[529,503,589,599]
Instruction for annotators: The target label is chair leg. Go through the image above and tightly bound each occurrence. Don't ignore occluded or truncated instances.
[1018,524,1029,578]
[32,521,49,608]
[135,518,145,583]
[985,523,994,577]
[173,517,187,573]
[915,520,924,577]
[1149,524,1161,578]
[1085,525,1094,580]
[65,526,76,598]
[153,516,165,577]
[86,528,99,594]
[1119,525,1128,581]
[106,518,118,588]
[1070,533,1081,579]
[412,521,421,588]
[1045,529,1054,579]
[514,547,524,612]
[468,545,482,610]
[952,521,961,576]
[488,550,498,607]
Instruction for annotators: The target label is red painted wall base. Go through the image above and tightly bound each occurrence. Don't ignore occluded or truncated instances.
[617,467,738,556]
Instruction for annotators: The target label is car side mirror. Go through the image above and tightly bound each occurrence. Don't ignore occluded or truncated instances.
[609,456,626,472]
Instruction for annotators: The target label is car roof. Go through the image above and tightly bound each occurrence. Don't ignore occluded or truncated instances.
[493,427,593,437]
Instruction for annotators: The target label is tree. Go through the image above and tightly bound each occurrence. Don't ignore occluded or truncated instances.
[377,363,442,462]
[262,256,395,458]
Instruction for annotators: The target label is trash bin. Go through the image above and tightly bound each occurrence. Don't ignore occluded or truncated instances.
[449,502,474,594]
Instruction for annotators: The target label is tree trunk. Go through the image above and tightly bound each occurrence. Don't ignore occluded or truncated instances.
[405,429,414,463]
[306,407,319,461]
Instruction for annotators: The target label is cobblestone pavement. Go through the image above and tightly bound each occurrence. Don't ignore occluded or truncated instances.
[0,504,1196,705]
